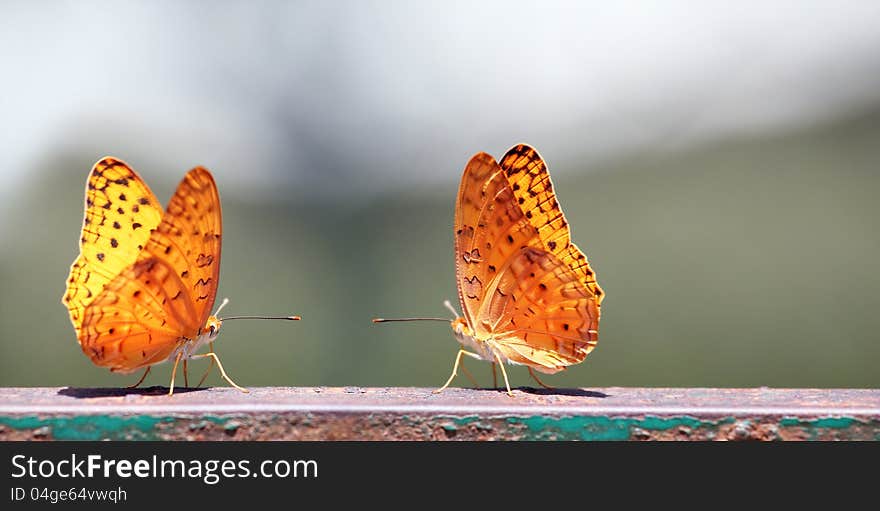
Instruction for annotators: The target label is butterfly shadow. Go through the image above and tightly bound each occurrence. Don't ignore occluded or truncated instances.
[57,386,208,399]
[520,387,609,398]
[475,387,609,398]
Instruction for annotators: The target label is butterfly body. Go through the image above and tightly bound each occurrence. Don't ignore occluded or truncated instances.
[166,315,223,365]
[442,144,604,392]
[450,317,499,363]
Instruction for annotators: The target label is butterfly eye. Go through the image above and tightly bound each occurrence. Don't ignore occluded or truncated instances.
[209,325,216,336]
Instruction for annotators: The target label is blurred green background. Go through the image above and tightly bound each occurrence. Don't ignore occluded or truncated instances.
[1,2,879,389]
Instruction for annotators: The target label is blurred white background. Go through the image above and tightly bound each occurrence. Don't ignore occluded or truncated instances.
[2,1,879,210]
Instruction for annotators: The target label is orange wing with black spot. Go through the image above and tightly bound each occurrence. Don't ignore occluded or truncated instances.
[63,158,163,335]
[453,144,603,373]
[63,160,222,373]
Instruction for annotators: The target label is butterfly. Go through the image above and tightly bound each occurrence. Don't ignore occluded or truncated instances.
[375,144,604,395]
[62,157,299,395]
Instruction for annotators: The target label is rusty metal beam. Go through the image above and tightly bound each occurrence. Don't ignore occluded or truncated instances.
[1,387,878,440]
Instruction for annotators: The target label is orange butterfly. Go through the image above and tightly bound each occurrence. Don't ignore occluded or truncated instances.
[375,144,604,395]
[63,157,299,395]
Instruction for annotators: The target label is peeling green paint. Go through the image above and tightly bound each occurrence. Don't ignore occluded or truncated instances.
[446,415,494,431]
[779,417,855,429]
[223,420,242,432]
[192,416,235,425]
[0,415,173,440]
[501,415,734,440]
[2,412,877,441]
[0,414,253,440]
[778,416,866,440]
[437,414,734,440]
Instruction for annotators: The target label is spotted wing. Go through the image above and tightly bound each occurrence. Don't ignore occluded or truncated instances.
[499,144,604,304]
[454,151,537,329]
[480,246,599,373]
[62,157,163,339]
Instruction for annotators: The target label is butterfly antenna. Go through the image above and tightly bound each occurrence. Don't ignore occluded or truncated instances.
[371,317,449,323]
[372,300,460,324]
[443,300,461,320]
[213,297,230,317]
[223,315,301,321]
[215,297,301,321]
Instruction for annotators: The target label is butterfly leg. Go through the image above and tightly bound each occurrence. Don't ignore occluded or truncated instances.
[434,349,482,394]
[126,366,151,389]
[493,354,514,397]
[527,367,554,390]
[183,359,189,388]
[492,363,498,389]
[196,341,217,388]
[168,352,184,397]
[188,352,249,394]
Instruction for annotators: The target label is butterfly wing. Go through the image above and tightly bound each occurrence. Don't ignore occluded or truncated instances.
[141,166,223,325]
[75,167,223,372]
[454,152,538,329]
[453,145,602,373]
[63,157,164,340]
[480,246,599,373]
[499,144,604,304]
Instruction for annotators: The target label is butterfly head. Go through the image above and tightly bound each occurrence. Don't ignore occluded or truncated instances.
[450,316,471,337]
[450,317,471,336]
[445,300,473,341]
[204,316,223,340]
[202,297,230,340]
